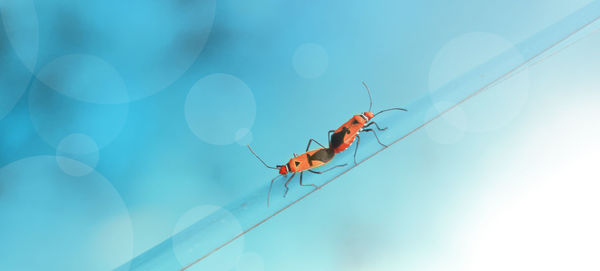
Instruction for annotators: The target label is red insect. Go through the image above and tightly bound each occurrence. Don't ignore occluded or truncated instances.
[248,138,346,206]
[328,82,407,163]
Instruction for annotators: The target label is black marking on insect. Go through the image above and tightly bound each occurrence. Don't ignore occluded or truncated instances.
[330,127,351,150]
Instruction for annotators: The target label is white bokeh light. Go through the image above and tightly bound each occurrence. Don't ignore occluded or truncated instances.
[457,100,600,271]
[292,43,329,79]
[185,74,256,145]
[56,133,100,176]
[417,94,600,271]
[429,32,529,132]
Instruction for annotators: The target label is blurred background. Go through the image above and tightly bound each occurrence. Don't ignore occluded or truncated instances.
[1,0,599,270]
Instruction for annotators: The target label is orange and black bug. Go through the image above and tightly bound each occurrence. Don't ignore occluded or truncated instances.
[329,82,407,164]
[248,139,346,206]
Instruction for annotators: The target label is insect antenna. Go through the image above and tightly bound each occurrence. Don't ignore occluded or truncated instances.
[247,145,278,169]
[362,81,373,112]
[267,175,282,207]
[374,107,408,117]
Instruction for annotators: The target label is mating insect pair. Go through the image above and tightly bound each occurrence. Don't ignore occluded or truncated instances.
[249,82,407,206]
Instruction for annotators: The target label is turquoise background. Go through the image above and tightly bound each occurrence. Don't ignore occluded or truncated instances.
[1,0,599,270]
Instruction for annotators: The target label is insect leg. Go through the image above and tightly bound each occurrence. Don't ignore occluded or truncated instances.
[299,172,318,189]
[364,121,387,131]
[353,135,361,165]
[306,138,326,152]
[363,128,387,147]
[267,175,282,207]
[308,163,348,174]
[282,173,296,198]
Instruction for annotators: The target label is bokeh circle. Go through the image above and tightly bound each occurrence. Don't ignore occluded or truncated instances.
[32,0,216,101]
[172,205,244,271]
[185,74,256,145]
[429,32,529,132]
[28,59,129,149]
[235,128,254,146]
[0,0,39,119]
[292,43,329,79]
[36,54,129,104]
[0,156,133,271]
[56,133,100,176]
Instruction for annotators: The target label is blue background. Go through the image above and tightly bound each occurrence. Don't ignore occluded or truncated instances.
[1,0,599,270]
